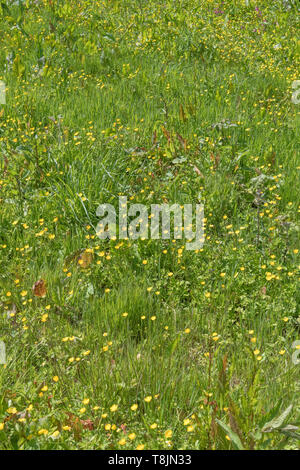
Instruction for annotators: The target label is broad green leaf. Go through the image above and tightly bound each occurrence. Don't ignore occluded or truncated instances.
[216,419,244,450]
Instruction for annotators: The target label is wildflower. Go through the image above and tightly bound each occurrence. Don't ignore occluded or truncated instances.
[165,430,172,439]
[110,404,118,412]
[6,407,17,414]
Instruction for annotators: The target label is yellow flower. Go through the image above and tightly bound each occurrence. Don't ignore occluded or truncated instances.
[110,404,118,412]
[144,396,152,403]
[131,404,138,411]
[53,376,59,382]
[136,444,145,450]
[38,429,48,435]
[79,408,86,414]
[62,426,71,431]
[82,398,90,405]
[150,423,158,429]
[41,313,48,322]
[129,433,136,440]
[41,385,48,392]
[52,430,60,438]
[0,423,4,431]
[165,429,172,439]
[6,407,17,414]
[119,438,126,445]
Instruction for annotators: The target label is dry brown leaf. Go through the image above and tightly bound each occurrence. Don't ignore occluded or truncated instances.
[193,165,204,178]
[80,419,94,430]
[32,279,47,298]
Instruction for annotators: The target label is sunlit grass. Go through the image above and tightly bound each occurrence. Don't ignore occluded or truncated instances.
[0,0,299,450]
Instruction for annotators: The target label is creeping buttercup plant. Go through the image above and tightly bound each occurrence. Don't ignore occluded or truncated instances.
[0,0,299,450]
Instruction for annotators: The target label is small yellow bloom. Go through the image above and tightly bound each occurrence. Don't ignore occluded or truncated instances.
[131,404,138,411]
[165,429,172,439]
[110,404,118,412]
[6,407,17,414]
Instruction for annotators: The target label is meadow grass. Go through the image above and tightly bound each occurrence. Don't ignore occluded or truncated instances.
[0,0,299,450]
